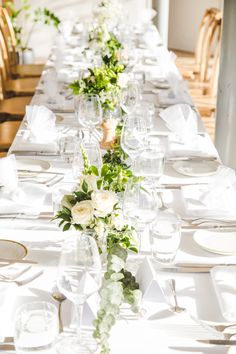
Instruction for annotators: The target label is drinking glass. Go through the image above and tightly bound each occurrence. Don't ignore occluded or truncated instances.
[43,69,58,105]
[76,94,102,140]
[121,80,141,113]
[151,211,181,264]
[123,181,157,250]
[72,139,102,180]
[120,114,147,167]
[58,134,78,163]
[14,301,58,354]
[56,233,101,354]
[133,136,165,186]
[134,102,155,131]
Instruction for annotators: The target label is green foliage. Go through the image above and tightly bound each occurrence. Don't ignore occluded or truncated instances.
[4,1,60,50]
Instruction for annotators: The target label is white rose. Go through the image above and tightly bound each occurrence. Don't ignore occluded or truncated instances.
[92,190,118,217]
[71,200,94,225]
[117,73,129,88]
[79,175,97,192]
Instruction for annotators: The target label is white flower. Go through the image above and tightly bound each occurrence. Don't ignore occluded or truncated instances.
[71,200,94,225]
[79,175,97,192]
[117,73,129,88]
[111,212,125,230]
[92,190,118,217]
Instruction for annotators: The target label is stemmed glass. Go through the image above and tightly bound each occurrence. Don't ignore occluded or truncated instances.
[72,139,102,180]
[76,94,102,140]
[120,113,147,169]
[123,181,157,251]
[56,233,102,354]
[121,80,141,114]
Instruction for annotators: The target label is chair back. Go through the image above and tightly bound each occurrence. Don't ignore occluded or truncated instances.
[0,7,18,67]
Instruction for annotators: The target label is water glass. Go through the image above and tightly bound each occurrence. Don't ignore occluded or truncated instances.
[121,80,141,113]
[43,69,58,104]
[72,139,102,180]
[151,211,181,264]
[58,135,78,163]
[14,301,58,354]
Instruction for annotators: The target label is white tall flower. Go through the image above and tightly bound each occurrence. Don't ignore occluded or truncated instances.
[111,211,125,231]
[92,190,118,217]
[71,200,94,225]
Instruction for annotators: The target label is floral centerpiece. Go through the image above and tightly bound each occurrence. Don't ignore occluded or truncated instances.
[54,150,142,353]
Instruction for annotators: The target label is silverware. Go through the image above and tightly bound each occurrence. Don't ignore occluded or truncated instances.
[166,156,219,162]
[158,266,211,273]
[0,269,43,286]
[167,279,185,313]
[0,212,53,219]
[18,170,64,175]
[197,339,236,345]
[175,263,236,268]
[182,224,236,230]
[0,258,37,265]
[0,266,31,280]
[13,151,59,157]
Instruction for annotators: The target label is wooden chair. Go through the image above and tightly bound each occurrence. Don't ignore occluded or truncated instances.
[0,95,31,119]
[0,7,44,78]
[0,29,39,97]
[175,8,221,80]
[0,120,21,151]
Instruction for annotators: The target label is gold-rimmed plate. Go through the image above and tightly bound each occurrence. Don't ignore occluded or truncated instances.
[0,239,27,260]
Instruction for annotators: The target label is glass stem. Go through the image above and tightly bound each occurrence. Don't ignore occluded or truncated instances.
[74,303,84,340]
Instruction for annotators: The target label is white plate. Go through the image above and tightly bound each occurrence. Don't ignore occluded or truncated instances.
[0,239,27,260]
[193,230,236,255]
[173,160,220,177]
[211,266,236,321]
[16,158,50,172]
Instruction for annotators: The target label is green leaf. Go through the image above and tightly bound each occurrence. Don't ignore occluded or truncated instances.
[63,223,71,232]
[81,180,89,193]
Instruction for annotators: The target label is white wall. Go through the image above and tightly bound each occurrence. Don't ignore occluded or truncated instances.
[15,0,149,61]
[168,0,222,52]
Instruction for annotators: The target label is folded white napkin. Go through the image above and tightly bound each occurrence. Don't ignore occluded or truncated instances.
[181,166,236,218]
[160,104,198,143]
[142,28,162,48]
[26,105,57,142]
[211,266,236,321]
[167,133,218,158]
[0,283,17,335]
[0,182,48,215]
[0,155,18,191]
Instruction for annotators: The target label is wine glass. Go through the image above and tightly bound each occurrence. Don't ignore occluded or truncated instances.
[121,80,141,114]
[72,139,102,180]
[120,113,147,168]
[43,68,58,105]
[123,181,157,251]
[76,94,102,140]
[56,232,102,354]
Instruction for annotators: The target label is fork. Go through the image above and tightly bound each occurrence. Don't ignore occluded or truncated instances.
[0,269,43,286]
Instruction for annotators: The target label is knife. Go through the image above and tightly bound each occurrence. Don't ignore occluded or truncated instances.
[0,344,15,350]
[182,224,236,230]
[176,263,236,268]
[0,258,38,265]
[197,339,236,345]
[18,170,64,175]
[12,151,59,157]
[156,266,211,273]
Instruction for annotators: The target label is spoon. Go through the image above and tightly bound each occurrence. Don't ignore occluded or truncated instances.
[167,279,186,313]
[51,284,66,333]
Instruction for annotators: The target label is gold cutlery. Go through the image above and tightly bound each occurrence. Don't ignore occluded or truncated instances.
[197,339,236,345]
[175,263,236,268]
[18,170,64,175]
[0,265,31,280]
[158,267,211,273]
[0,258,37,265]
[0,344,15,351]
[0,269,43,286]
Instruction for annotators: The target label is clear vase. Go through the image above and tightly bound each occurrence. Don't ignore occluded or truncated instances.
[82,228,107,266]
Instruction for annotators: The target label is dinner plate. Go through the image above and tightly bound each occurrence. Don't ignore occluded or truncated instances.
[16,158,50,172]
[173,160,220,177]
[193,230,236,255]
[0,239,27,260]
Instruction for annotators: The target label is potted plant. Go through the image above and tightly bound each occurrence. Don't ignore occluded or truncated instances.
[4,0,60,64]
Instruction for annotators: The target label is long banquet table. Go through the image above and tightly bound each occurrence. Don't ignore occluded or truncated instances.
[0,22,235,354]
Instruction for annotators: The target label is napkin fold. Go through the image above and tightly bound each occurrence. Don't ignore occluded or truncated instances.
[0,182,48,215]
[25,105,57,142]
[0,155,18,191]
[181,166,236,218]
[159,104,198,143]
[0,283,17,335]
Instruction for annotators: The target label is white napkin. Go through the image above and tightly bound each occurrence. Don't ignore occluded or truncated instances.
[159,104,198,143]
[26,105,57,142]
[0,283,17,335]
[0,155,18,191]
[142,28,162,48]
[0,182,48,215]
[211,266,236,321]
[181,166,236,218]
